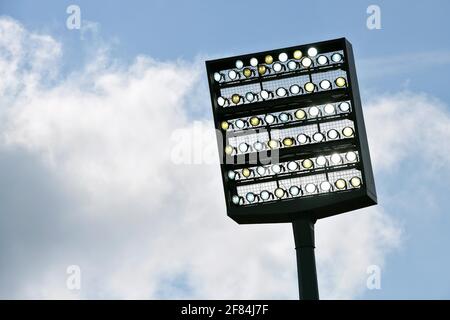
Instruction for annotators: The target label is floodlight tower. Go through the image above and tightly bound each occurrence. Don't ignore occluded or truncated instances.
[206,38,376,300]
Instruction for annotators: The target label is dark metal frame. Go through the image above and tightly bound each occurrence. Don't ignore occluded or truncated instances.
[206,38,377,224]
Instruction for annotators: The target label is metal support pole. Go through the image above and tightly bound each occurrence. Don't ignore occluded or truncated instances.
[292,218,319,300]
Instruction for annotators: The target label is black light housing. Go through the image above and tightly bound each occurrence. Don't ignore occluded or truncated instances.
[206,38,377,225]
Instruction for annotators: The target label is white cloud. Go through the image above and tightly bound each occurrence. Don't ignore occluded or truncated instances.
[0,16,61,99]
[316,207,400,298]
[364,92,450,172]
[8,17,449,299]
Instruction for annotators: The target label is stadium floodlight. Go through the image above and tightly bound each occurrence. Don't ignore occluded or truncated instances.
[206,38,377,300]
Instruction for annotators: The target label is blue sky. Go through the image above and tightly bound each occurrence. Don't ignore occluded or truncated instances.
[0,0,450,299]
[3,0,450,103]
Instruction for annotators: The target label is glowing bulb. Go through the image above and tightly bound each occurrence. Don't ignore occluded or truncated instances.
[301,57,313,68]
[246,192,256,203]
[324,103,335,114]
[313,132,325,142]
[235,60,244,69]
[297,134,310,144]
[268,139,279,149]
[290,84,301,95]
[320,181,332,192]
[319,80,332,90]
[305,183,316,193]
[293,50,303,60]
[220,121,229,130]
[282,137,294,147]
[331,53,343,63]
[265,55,273,64]
[335,77,347,87]
[243,68,253,78]
[271,164,282,174]
[256,166,266,176]
[302,158,314,169]
[307,47,318,57]
[289,186,301,196]
[250,57,258,67]
[317,55,328,65]
[214,72,223,82]
[228,70,238,80]
[232,195,242,205]
[276,87,287,97]
[295,109,306,120]
[235,119,245,129]
[287,161,298,171]
[339,102,350,112]
[242,168,251,178]
[350,177,362,188]
[335,179,347,190]
[346,151,357,162]
[308,106,320,117]
[260,190,270,200]
[224,145,234,155]
[260,90,271,100]
[265,114,276,124]
[254,141,264,151]
[287,60,297,70]
[330,153,342,165]
[231,94,241,104]
[273,62,283,72]
[258,65,267,75]
[274,188,285,199]
[238,143,249,153]
[279,112,290,122]
[316,155,327,166]
[304,82,315,93]
[250,116,261,126]
[217,96,227,107]
[246,92,256,102]
[227,170,236,180]
[327,129,339,140]
[278,52,288,62]
[342,127,354,137]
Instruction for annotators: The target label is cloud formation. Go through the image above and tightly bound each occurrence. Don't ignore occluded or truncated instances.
[6,16,448,299]
[365,92,450,172]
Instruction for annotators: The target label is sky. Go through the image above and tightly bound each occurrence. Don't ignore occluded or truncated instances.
[0,0,449,299]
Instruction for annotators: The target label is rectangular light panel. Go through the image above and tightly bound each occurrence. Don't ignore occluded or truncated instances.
[206,38,377,224]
